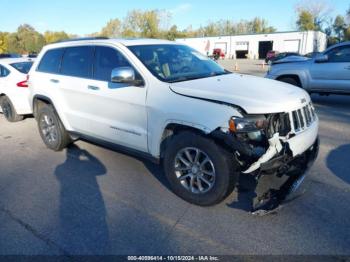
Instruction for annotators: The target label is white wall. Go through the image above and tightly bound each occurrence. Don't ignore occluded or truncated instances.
[176,31,327,59]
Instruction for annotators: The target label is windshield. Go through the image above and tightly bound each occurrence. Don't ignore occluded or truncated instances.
[128,44,230,83]
[10,62,33,74]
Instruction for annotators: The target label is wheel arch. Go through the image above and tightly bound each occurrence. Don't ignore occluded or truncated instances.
[32,95,56,119]
[159,122,209,159]
[0,93,7,100]
[32,95,72,131]
[276,74,303,87]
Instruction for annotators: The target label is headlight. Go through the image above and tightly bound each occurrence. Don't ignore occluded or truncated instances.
[228,117,268,133]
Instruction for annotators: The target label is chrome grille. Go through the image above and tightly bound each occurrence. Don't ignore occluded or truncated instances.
[290,102,316,132]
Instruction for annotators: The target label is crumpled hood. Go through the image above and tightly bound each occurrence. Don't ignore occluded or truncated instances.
[169,73,310,114]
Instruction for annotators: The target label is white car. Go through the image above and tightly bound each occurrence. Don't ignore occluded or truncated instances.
[28,38,319,213]
[0,58,34,122]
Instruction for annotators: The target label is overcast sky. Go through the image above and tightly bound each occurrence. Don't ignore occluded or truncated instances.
[0,0,349,35]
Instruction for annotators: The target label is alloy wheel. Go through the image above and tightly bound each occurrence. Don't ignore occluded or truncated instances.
[2,101,11,119]
[40,114,58,144]
[174,147,216,194]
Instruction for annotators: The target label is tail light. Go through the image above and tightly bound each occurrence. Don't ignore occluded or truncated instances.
[17,75,29,88]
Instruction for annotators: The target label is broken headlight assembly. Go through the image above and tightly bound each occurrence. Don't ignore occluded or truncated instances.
[228,116,268,141]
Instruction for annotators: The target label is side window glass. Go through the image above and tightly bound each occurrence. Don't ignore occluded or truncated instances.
[327,46,350,63]
[93,46,132,82]
[37,48,65,73]
[61,46,94,78]
[0,65,10,77]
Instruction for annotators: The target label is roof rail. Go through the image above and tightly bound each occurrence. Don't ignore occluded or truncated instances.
[54,37,109,43]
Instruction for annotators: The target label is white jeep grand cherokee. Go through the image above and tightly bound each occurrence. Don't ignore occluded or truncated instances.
[28,38,319,212]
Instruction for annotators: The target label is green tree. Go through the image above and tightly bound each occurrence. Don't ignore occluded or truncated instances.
[249,17,276,33]
[296,11,316,30]
[345,27,350,41]
[7,24,46,54]
[333,15,347,42]
[166,25,179,40]
[44,31,69,43]
[100,19,122,37]
[295,0,331,32]
[201,22,220,37]
[122,10,161,38]
[6,33,21,53]
[0,32,9,54]
[18,24,45,53]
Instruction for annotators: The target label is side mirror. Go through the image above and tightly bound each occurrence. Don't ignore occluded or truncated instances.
[315,54,328,63]
[111,67,135,84]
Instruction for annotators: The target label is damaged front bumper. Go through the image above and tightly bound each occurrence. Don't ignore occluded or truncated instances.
[251,136,319,215]
[212,112,319,215]
[245,119,319,215]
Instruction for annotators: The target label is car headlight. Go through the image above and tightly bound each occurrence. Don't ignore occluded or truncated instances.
[228,117,267,133]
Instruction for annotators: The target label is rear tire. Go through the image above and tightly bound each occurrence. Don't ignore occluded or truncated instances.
[163,131,238,206]
[37,104,71,151]
[278,77,301,87]
[0,96,24,122]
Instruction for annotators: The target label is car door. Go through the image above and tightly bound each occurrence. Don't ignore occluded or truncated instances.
[59,45,148,153]
[56,45,95,133]
[309,45,350,93]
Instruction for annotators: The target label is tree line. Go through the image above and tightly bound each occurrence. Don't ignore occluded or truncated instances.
[0,11,277,55]
[1,1,350,54]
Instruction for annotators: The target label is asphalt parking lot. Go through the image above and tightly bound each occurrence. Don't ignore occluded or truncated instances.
[219,59,269,77]
[0,61,349,256]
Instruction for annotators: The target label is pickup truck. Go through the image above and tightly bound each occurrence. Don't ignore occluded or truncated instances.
[266,41,350,95]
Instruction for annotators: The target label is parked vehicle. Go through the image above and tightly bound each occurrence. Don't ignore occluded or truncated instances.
[28,38,319,213]
[28,53,38,58]
[265,50,278,63]
[266,41,350,95]
[0,58,34,122]
[0,53,21,59]
[212,48,225,60]
[304,52,321,58]
[266,52,301,64]
[272,52,301,63]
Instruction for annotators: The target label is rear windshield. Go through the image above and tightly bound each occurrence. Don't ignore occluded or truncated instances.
[10,62,33,74]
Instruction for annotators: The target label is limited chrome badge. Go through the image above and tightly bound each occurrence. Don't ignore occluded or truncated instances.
[301,98,306,104]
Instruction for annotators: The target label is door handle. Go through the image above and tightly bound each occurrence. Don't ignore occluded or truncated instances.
[87,85,100,91]
[50,79,59,83]
[344,66,350,70]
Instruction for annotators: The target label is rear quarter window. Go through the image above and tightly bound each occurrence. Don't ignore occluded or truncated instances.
[10,62,33,74]
[37,48,65,73]
[0,65,10,77]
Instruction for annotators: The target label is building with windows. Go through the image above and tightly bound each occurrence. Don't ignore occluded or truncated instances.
[176,31,327,59]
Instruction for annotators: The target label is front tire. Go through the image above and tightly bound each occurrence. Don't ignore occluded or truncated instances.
[0,96,24,122]
[163,131,238,206]
[37,104,71,151]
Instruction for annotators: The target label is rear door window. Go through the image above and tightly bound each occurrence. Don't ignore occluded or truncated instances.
[93,46,132,82]
[37,48,65,73]
[60,46,94,78]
